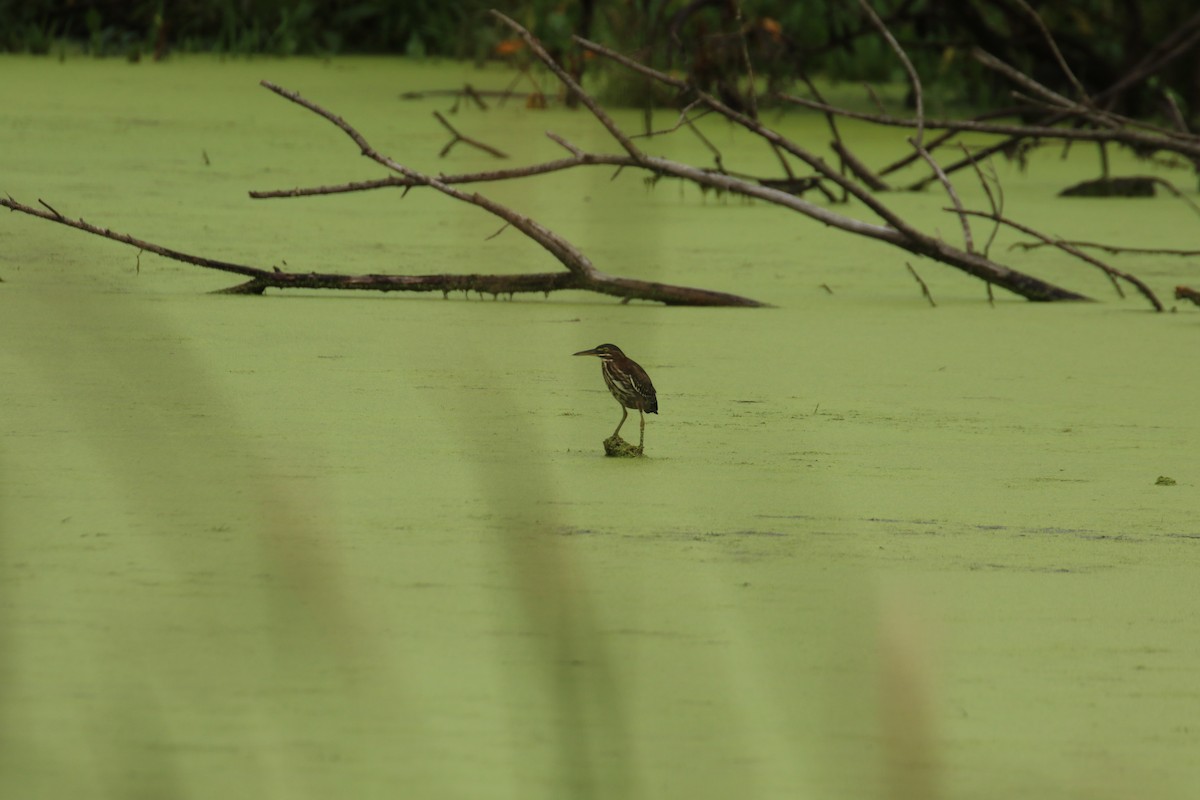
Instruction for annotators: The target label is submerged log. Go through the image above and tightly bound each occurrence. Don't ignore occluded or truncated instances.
[1059,177,1157,198]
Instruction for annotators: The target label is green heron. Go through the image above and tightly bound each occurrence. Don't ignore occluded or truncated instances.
[573,343,658,449]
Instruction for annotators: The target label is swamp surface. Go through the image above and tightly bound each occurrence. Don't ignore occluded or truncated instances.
[1,56,1198,799]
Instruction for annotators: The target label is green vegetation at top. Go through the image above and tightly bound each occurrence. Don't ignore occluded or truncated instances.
[2,1,1197,123]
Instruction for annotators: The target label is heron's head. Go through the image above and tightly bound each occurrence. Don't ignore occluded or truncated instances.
[572,343,624,359]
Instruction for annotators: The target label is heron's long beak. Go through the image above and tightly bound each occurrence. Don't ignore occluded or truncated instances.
[573,348,600,357]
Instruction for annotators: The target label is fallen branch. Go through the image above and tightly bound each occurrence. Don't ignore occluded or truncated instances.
[1175,286,1200,307]
[0,193,760,305]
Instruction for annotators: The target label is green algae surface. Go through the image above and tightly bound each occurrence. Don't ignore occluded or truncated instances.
[2,56,1199,799]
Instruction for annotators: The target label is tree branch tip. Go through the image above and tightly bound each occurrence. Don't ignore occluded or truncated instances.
[37,198,65,219]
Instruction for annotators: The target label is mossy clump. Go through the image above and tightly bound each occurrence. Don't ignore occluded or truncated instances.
[603,435,643,458]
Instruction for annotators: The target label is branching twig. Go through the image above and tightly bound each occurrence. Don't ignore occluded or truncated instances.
[954,208,1163,310]
[261,79,605,283]
[433,111,508,159]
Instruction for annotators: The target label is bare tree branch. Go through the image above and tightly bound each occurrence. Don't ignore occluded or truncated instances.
[1176,286,1200,307]
[0,192,762,305]
[558,32,1092,303]
[260,79,605,283]
[954,208,1163,310]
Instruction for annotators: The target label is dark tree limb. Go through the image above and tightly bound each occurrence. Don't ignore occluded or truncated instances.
[0,194,761,305]
[1175,286,1200,307]
[954,208,1163,311]
[561,27,1091,303]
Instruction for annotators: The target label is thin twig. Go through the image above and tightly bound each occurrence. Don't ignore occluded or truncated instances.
[905,261,937,307]
[4,196,265,278]
[732,0,759,120]
[433,111,509,159]
[629,100,710,139]
[1008,0,1091,103]
[682,115,725,172]
[37,198,64,219]
[860,0,970,249]
[958,144,1003,257]
[915,141,973,252]
[1010,240,1200,257]
[858,0,923,150]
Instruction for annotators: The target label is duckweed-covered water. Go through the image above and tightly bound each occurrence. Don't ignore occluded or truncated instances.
[2,56,1198,799]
